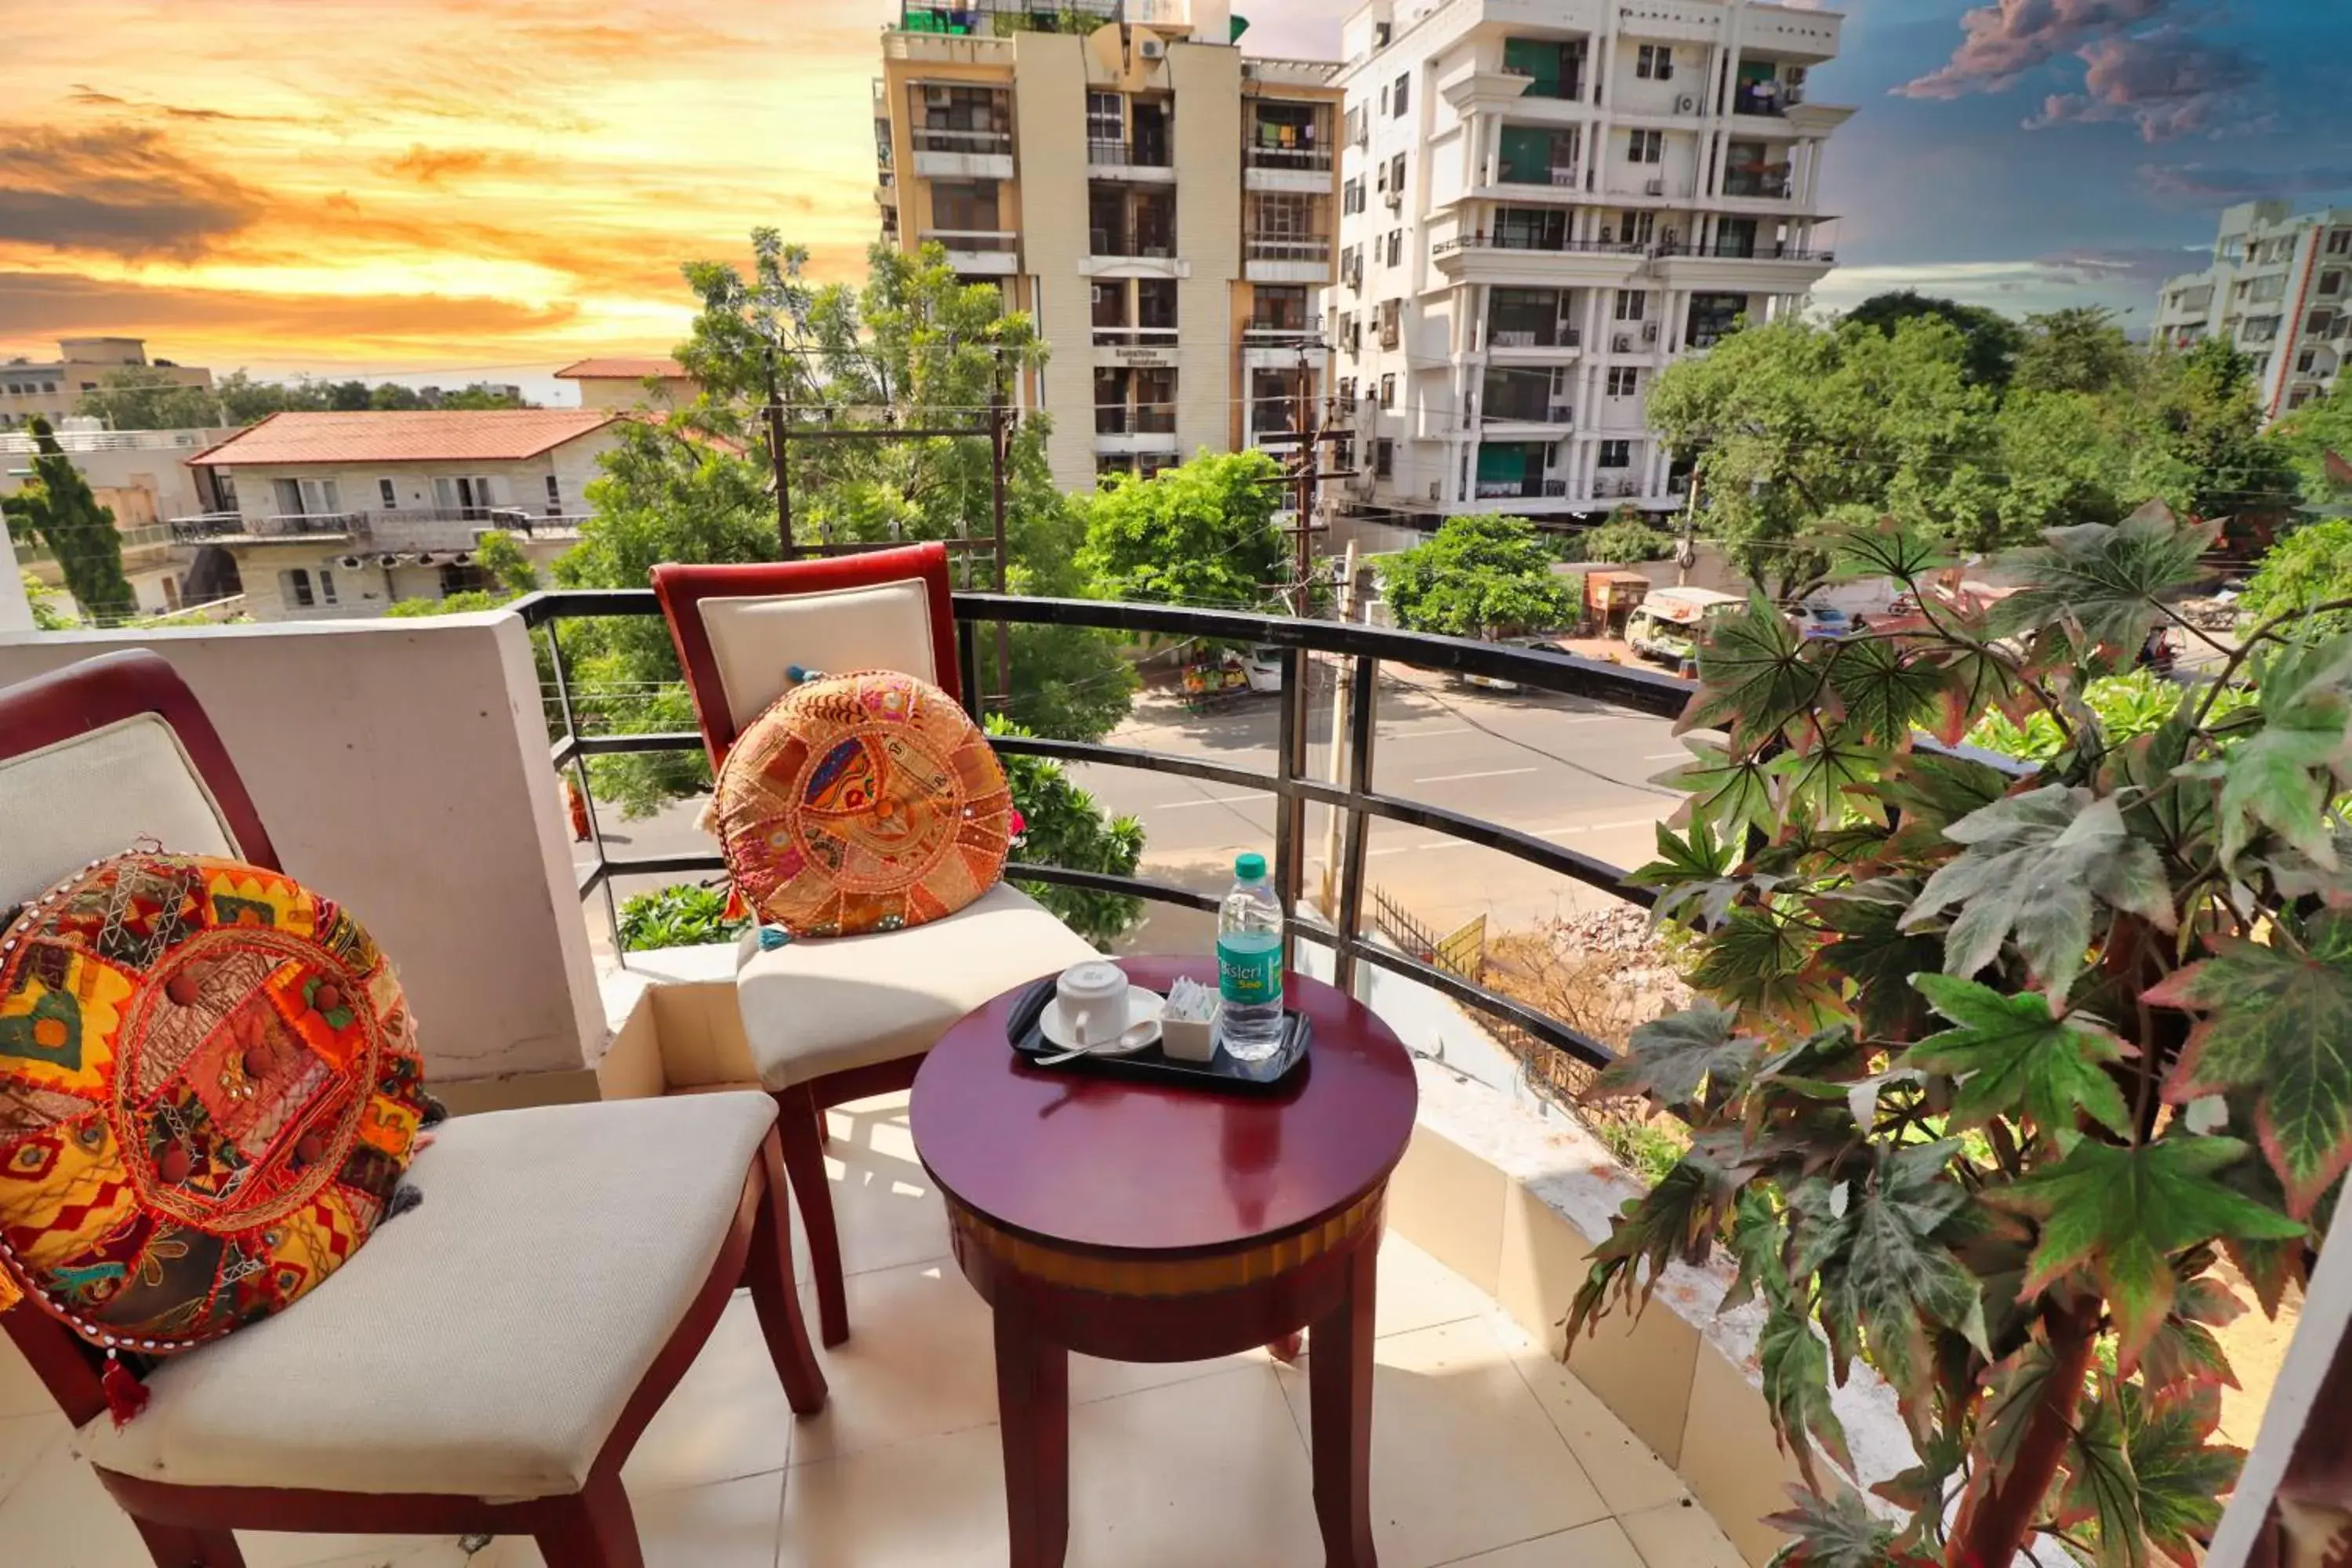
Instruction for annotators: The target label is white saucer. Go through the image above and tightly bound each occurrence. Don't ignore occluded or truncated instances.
[1039,987,1165,1055]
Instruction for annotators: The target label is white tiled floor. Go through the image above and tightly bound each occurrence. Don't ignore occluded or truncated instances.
[0,1093,1747,1568]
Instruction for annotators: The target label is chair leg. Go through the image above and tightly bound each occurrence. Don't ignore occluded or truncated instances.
[535,1475,644,1568]
[132,1517,247,1568]
[749,1132,829,1414]
[774,1084,850,1348]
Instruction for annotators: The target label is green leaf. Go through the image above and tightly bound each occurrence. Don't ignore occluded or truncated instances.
[1902,974,2136,1138]
[1902,785,2175,997]
[2151,909,2352,1218]
[1769,730,1889,829]
[1763,1484,1908,1568]
[1564,1157,1737,1341]
[1976,1337,2063,1483]
[1679,595,1827,749]
[1817,883,1945,1040]
[1722,1185,1792,1312]
[2124,1383,2241,1566]
[1873,750,2017,837]
[2057,1382,2145,1568]
[1989,501,2218,661]
[1759,1301,1855,1490]
[1590,1001,1762,1108]
[1658,739,1778,845]
[1690,906,1834,1025]
[1984,1137,2308,1370]
[2140,1316,2236,1390]
[1827,517,1952,585]
[1806,1142,1986,1418]
[2216,637,2352,870]
[1625,818,1746,931]
[1929,643,2023,747]
[1825,637,1949,748]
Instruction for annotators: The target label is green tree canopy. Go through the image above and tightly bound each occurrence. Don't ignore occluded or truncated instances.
[74,368,223,430]
[2239,517,2352,630]
[2,418,136,623]
[1845,290,2024,391]
[1579,507,1674,563]
[2013,306,2140,395]
[2260,373,2352,513]
[1376,514,1580,637]
[1075,450,1289,612]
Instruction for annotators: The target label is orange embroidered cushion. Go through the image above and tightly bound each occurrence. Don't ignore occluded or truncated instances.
[713,670,1012,938]
[0,851,430,1352]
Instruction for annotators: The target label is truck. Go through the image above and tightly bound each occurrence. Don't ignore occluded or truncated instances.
[1626,586,1745,671]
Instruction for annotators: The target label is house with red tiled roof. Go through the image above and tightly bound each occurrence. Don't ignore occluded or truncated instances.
[554,357,697,413]
[174,410,628,621]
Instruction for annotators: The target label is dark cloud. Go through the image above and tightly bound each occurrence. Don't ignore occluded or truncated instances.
[2024,29,2261,140]
[0,124,269,260]
[1900,0,2169,99]
[0,271,583,346]
[2140,162,2352,203]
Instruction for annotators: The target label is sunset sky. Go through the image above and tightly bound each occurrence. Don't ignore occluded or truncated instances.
[5,0,2348,401]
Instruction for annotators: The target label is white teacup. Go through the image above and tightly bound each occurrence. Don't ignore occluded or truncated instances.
[1055,961,1131,1047]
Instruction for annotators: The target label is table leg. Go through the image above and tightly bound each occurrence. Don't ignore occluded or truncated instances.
[1309,1236,1379,1567]
[996,1302,1071,1568]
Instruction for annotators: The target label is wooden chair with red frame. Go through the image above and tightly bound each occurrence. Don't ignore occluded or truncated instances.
[652,543,1099,1348]
[0,649,826,1568]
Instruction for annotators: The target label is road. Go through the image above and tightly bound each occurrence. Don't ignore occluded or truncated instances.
[579,666,1689,957]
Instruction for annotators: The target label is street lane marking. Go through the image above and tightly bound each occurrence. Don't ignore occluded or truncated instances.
[1388,727,1475,741]
[1535,818,1669,837]
[1145,794,1263,810]
[1646,752,1690,761]
[1413,767,1540,785]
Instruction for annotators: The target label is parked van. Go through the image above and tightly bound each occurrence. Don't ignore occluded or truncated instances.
[1626,587,1744,670]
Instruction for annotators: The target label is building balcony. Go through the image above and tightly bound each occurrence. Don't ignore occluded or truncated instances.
[5,583,2159,1568]
[919,228,1020,275]
[1091,326,1181,368]
[1244,145,1334,194]
[1484,322,1582,358]
[1085,139,1175,182]
[910,128,1014,180]
[169,508,583,549]
[1244,235,1333,285]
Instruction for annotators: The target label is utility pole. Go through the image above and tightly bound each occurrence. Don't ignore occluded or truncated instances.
[761,343,793,555]
[1290,349,1317,617]
[1676,468,1702,587]
[1319,537,1361,917]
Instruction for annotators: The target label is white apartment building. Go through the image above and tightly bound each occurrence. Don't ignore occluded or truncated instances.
[0,339,216,430]
[176,410,622,621]
[2154,201,2352,423]
[875,0,1345,492]
[3,423,237,618]
[1330,0,1846,524]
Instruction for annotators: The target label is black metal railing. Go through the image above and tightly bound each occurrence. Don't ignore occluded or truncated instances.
[1088,138,1172,169]
[514,589,1696,1076]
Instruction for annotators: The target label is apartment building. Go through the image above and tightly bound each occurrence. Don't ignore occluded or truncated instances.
[174,410,622,621]
[874,0,1345,491]
[3,423,237,618]
[2154,201,2352,423]
[0,339,216,430]
[1330,0,1846,524]
[556,357,699,412]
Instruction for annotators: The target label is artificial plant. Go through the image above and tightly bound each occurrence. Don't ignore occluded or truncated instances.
[1570,502,2342,1568]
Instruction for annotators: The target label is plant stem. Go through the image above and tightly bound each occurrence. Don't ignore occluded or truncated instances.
[1948,1299,2099,1568]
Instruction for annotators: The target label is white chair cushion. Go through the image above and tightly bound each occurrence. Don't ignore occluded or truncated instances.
[699,579,938,734]
[737,883,1098,1090]
[0,715,238,908]
[75,1092,777,1502]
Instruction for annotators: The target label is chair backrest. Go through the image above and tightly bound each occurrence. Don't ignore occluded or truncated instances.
[0,648,280,1425]
[652,543,961,769]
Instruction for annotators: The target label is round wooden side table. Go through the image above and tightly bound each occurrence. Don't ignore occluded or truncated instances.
[910,956,1420,1568]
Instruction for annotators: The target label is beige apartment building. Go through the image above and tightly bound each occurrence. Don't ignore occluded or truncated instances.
[556,357,699,412]
[0,339,216,430]
[2154,201,2352,423]
[874,0,1344,492]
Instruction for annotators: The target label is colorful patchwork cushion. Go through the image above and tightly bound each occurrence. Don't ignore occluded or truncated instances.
[713,670,1012,938]
[0,851,429,1353]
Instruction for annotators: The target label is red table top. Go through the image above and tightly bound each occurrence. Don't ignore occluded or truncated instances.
[910,956,1420,1255]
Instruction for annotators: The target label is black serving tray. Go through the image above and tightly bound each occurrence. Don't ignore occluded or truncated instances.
[1006,978,1311,1093]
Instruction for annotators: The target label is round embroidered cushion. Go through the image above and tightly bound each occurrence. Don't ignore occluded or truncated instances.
[0,851,430,1352]
[714,670,1013,938]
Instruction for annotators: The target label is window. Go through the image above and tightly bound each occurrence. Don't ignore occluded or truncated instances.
[1627,129,1664,164]
[1379,373,1397,408]
[1345,104,1366,146]
[2329,230,2352,256]
[434,475,497,518]
[1388,152,1406,194]
[281,568,316,609]
[1385,229,1403,267]
[1344,177,1364,215]
[1380,83,1389,115]
[1392,73,1410,115]
[2300,350,2319,373]
[377,478,397,509]
[931,179,1000,233]
[1379,299,1402,348]
[545,474,564,514]
[1626,210,1656,245]
[1599,440,1632,468]
[2323,272,2347,296]
[1374,438,1395,478]
[318,568,339,607]
[1614,290,1647,322]
[1607,367,1640,397]
[1087,91,1122,145]
[1138,277,1177,328]
[1637,44,1673,80]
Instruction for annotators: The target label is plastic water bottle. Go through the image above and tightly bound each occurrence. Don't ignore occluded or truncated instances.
[1216,852,1286,1062]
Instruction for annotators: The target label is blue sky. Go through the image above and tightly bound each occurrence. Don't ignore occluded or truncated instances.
[1250,0,2352,321]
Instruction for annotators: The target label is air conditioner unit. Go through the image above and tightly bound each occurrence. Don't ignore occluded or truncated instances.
[1138,37,1166,60]
[1549,401,1574,421]
[1645,178,1665,196]
[1613,335,1634,353]
[1675,95,1697,114]
[924,86,953,107]
[1787,67,1809,86]
[1384,187,1402,208]
[1549,167,1578,187]
[1428,482,1442,502]
[1642,321,1661,342]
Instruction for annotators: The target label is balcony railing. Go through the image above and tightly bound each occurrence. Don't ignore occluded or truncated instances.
[1088,138,1171,169]
[920,229,1018,253]
[1247,314,1324,340]
[1473,477,1570,499]
[1722,172,1792,199]
[168,507,579,545]
[1486,323,1581,350]
[1496,163,1581,189]
[1246,236,1334,263]
[1096,404,1178,435]
[1650,240,1836,263]
[1247,144,1334,172]
[913,127,1012,154]
[518,586,1697,1075]
[1092,325,1181,347]
[1435,234,1647,258]
[1733,81,1806,116]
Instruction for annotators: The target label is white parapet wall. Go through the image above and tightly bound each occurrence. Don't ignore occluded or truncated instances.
[0,521,30,633]
[0,610,607,1087]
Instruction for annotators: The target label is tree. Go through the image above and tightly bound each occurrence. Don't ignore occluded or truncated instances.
[2134,338,2299,523]
[21,572,73,630]
[1846,291,2024,391]
[75,368,223,430]
[1580,507,1674,563]
[1581,506,2331,1568]
[1,419,136,622]
[2238,516,2352,630]
[1377,514,1581,637]
[2014,306,2138,396]
[1647,317,2001,599]
[1076,450,1288,611]
[989,717,1145,946]
[2267,378,2352,510]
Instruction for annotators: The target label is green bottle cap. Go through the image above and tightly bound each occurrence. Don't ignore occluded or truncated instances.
[1236,852,1268,881]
